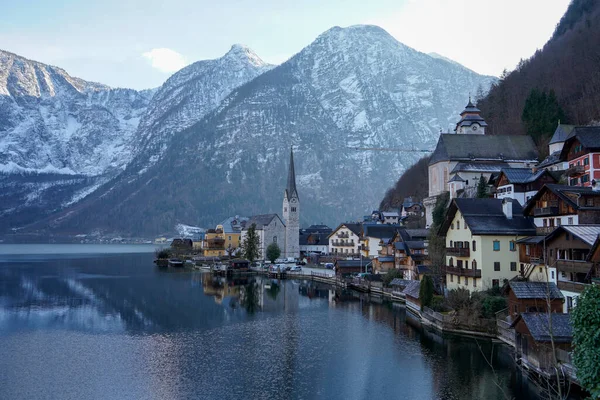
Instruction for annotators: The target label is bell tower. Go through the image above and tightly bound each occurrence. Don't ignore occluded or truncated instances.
[283,147,300,259]
[454,97,487,135]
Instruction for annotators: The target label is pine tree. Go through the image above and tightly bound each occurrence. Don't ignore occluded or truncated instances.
[242,223,261,263]
[572,285,600,398]
[476,175,488,198]
[521,88,566,142]
[419,275,434,310]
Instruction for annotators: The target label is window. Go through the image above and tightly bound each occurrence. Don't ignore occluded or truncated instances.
[582,174,590,184]
[586,197,594,206]
[273,236,277,243]
[584,157,590,166]
[457,221,460,230]
[510,262,517,271]
[509,241,516,251]
[557,218,561,226]
[539,267,543,273]
[472,260,477,269]
[493,240,500,251]
[457,260,463,268]
[451,223,454,230]
[465,278,469,286]
[568,217,574,224]
[449,257,454,267]
[291,207,297,212]
[543,219,548,227]
[570,178,578,186]
[551,270,555,280]
[492,279,500,288]
[284,207,287,212]
[228,236,232,241]
[465,241,469,250]
[450,240,453,247]
[525,244,530,255]
[450,274,453,282]
[494,262,500,271]
[566,233,570,240]
[567,296,573,312]
[472,241,476,251]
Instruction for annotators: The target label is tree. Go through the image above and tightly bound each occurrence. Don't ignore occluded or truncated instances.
[572,284,600,398]
[428,191,450,292]
[266,242,281,264]
[476,175,488,198]
[242,223,261,263]
[521,88,566,143]
[432,191,450,228]
[419,275,434,310]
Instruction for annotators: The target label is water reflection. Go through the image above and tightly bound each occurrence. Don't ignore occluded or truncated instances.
[0,252,556,399]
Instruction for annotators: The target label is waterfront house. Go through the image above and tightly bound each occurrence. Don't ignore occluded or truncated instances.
[424,100,539,226]
[240,214,286,260]
[299,226,332,256]
[490,168,558,206]
[515,235,557,283]
[543,224,600,312]
[171,238,193,252]
[440,198,537,292]
[559,126,600,187]
[505,281,564,321]
[511,313,573,373]
[522,184,600,235]
[216,216,249,253]
[402,280,421,313]
[328,223,362,256]
[383,228,430,279]
[203,229,226,257]
[361,223,400,258]
[334,259,369,278]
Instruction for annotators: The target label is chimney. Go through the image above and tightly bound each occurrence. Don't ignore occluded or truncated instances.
[502,198,513,219]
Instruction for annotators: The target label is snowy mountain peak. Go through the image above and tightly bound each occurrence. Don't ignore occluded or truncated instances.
[223,44,268,68]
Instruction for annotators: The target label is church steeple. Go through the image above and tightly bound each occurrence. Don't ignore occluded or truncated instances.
[285,147,298,200]
[455,98,487,135]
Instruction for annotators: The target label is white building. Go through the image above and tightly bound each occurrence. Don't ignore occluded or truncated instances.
[282,148,300,259]
[240,214,286,260]
[328,223,362,256]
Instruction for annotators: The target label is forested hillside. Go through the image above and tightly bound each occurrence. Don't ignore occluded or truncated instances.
[379,156,429,210]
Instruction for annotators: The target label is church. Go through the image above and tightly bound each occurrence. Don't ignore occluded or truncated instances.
[423,99,539,227]
[240,148,300,260]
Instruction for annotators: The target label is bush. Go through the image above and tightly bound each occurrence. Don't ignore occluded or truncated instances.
[447,288,471,311]
[383,269,404,286]
[430,295,446,312]
[572,285,600,398]
[481,296,506,318]
[419,275,434,310]
[156,249,170,259]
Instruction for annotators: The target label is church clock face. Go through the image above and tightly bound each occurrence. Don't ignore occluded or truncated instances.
[291,198,296,203]
[472,125,478,131]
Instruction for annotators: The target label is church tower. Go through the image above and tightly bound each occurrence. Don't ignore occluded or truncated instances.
[454,97,487,135]
[283,148,300,259]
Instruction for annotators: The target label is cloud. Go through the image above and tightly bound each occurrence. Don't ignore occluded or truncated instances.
[142,48,188,73]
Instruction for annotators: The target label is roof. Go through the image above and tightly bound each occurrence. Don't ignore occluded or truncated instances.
[515,236,547,244]
[303,224,333,233]
[378,256,395,263]
[537,151,563,168]
[546,225,600,246]
[523,184,600,215]
[549,124,575,145]
[402,197,417,207]
[285,148,299,200]
[405,229,429,240]
[498,168,549,185]
[508,281,563,300]
[329,223,362,239]
[450,162,509,174]
[389,278,412,287]
[299,232,329,246]
[394,242,408,251]
[429,134,539,166]
[402,280,421,299]
[218,216,249,233]
[406,240,426,249]
[382,211,399,217]
[335,260,367,268]
[512,313,573,343]
[448,174,465,183]
[363,224,400,239]
[416,265,432,275]
[440,198,537,236]
[245,214,282,229]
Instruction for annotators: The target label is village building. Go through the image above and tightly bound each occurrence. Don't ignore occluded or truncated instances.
[240,214,286,260]
[401,280,421,314]
[334,259,368,278]
[170,238,193,252]
[299,231,330,255]
[401,197,424,217]
[424,100,539,226]
[381,211,400,224]
[203,229,226,257]
[510,313,573,373]
[522,184,600,235]
[505,281,564,321]
[216,216,248,253]
[537,124,574,171]
[490,168,558,206]
[328,223,362,256]
[282,148,300,259]
[361,223,400,258]
[557,126,600,187]
[440,198,536,292]
[515,236,557,283]
[383,228,430,279]
[543,224,600,312]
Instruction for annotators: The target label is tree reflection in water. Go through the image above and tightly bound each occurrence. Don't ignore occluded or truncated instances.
[241,281,260,314]
[266,281,281,301]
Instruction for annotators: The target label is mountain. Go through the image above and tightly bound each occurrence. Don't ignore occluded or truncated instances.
[478,0,600,137]
[0,46,272,234]
[29,25,496,237]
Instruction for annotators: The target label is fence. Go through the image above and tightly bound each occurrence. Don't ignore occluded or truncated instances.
[422,306,497,335]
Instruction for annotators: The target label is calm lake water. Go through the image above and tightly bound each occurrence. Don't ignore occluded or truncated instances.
[0,245,543,400]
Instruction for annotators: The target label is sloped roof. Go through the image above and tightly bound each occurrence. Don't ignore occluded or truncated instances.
[389,278,412,287]
[304,224,332,233]
[514,313,573,343]
[218,216,249,233]
[245,214,282,229]
[515,236,546,244]
[499,168,549,184]
[394,242,408,251]
[363,224,400,239]
[378,256,395,262]
[299,232,329,246]
[329,223,362,239]
[549,124,575,145]
[416,265,432,274]
[440,198,536,236]
[406,240,426,249]
[450,162,509,174]
[382,211,399,217]
[537,151,563,168]
[405,229,429,240]
[508,281,563,300]
[429,134,539,165]
[448,174,465,183]
[566,126,600,149]
[285,148,299,200]
[335,260,366,268]
[548,225,600,246]
[402,280,421,299]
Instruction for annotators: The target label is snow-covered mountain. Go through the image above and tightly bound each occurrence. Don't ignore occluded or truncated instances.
[32,25,496,237]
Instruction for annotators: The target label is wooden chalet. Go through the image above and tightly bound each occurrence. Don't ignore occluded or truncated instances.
[559,126,600,187]
[505,281,564,321]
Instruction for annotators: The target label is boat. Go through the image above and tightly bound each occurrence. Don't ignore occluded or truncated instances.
[168,258,184,267]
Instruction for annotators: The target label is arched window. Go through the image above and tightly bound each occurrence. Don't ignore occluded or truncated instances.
[472,240,476,251]
[273,236,277,243]
[457,221,460,230]
[449,257,454,267]
[472,260,477,269]
[450,240,453,247]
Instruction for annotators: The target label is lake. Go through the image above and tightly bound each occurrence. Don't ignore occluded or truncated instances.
[0,245,543,400]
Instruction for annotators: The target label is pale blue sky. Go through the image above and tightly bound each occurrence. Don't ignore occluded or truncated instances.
[0,0,571,90]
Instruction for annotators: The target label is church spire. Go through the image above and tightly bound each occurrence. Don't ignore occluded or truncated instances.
[285,147,298,199]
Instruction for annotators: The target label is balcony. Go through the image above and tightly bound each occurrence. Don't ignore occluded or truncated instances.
[446,247,470,257]
[442,265,482,278]
[536,226,556,235]
[332,240,355,247]
[533,206,559,216]
[337,232,350,238]
[557,280,589,293]
[566,165,585,176]
[555,259,593,274]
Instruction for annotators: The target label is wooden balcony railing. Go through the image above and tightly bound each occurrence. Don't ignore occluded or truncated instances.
[557,280,589,293]
[442,265,482,278]
[533,206,559,216]
[566,165,585,176]
[555,259,593,274]
[446,247,470,257]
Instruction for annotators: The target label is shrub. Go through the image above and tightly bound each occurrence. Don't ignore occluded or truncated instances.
[447,288,471,311]
[156,249,170,259]
[383,269,404,286]
[419,275,434,310]
[481,296,506,318]
[572,285,600,398]
[430,295,446,312]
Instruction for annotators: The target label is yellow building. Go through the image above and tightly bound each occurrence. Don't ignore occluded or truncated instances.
[440,198,537,292]
[216,224,241,251]
[203,229,226,257]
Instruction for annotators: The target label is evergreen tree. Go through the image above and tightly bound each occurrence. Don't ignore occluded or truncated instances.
[476,175,488,198]
[419,275,434,310]
[266,242,281,264]
[242,223,261,263]
[521,88,566,142]
[572,285,600,398]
